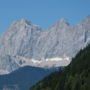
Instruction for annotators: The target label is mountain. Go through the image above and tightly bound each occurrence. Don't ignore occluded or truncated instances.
[0,66,58,90]
[0,16,90,74]
[30,44,90,90]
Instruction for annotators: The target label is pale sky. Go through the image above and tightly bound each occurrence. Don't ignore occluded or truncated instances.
[0,0,90,34]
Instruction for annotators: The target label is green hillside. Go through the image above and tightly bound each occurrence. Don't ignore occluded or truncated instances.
[30,45,90,90]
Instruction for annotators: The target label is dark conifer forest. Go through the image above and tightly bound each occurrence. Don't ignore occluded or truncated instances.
[30,45,90,90]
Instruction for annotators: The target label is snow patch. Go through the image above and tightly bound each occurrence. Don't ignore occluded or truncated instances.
[15,56,71,68]
[31,59,42,64]
[45,57,70,62]
[0,70,9,75]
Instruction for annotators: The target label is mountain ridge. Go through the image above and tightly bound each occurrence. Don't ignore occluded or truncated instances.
[0,16,90,74]
[0,66,58,90]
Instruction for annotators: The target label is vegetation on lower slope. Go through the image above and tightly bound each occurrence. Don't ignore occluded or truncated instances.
[30,45,90,90]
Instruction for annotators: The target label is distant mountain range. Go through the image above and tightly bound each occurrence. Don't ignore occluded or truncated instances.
[0,66,58,90]
[0,15,90,74]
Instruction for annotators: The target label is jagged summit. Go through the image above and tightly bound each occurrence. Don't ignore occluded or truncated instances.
[86,15,90,19]
[13,19,42,31]
[6,18,32,33]
[57,18,69,25]
[5,18,42,35]
[13,18,32,26]
[85,15,90,23]
[50,18,69,30]
[78,15,90,25]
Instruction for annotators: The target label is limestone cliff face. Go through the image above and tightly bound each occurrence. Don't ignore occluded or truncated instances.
[0,16,90,74]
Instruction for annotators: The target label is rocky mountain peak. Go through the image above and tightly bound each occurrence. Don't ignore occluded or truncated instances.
[4,19,41,37]
[58,18,69,25]
[49,18,69,31]
[79,15,90,25]
[86,15,90,19]
[13,18,32,26]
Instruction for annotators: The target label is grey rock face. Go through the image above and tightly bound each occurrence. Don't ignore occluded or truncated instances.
[0,16,90,74]
[0,19,41,58]
[0,55,19,73]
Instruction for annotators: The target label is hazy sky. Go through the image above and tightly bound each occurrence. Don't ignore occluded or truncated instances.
[0,0,90,34]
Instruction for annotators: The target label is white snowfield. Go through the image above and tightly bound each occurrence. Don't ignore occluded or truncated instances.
[45,57,70,62]
[0,70,9,75]
[0,56,71,74]
[31,57,71,68]
[15,56,71,68]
